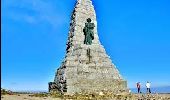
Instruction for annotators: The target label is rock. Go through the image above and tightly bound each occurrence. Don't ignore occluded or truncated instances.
[99,92,104,96]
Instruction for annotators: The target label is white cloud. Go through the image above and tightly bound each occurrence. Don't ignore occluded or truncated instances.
[3,0,69,28]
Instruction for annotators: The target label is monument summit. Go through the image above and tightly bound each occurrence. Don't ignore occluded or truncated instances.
[49,0,127,94]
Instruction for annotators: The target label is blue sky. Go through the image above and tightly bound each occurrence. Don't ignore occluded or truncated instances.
[2,0,170,91]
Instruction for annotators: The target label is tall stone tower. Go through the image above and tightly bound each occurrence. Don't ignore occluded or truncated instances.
[49,0,127,94]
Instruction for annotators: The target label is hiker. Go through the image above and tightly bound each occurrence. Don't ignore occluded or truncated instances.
[146,81,151,93]
[136,82,141,93]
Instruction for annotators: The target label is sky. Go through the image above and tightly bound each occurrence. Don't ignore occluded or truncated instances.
[2,0,170,91]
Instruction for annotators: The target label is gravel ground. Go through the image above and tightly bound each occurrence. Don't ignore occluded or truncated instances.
[1,93,170,100]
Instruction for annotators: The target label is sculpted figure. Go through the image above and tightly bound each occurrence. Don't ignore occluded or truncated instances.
[83,18,95,45]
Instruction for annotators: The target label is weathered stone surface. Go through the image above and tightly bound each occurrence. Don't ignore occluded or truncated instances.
[49,0,127,94]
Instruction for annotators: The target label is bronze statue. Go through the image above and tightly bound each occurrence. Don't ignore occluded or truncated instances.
[83,18,95,45]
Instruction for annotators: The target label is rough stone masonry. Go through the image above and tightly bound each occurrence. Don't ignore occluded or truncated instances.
[49,0,127,94]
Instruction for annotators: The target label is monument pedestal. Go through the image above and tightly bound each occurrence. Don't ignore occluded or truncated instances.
[49,0,127,94]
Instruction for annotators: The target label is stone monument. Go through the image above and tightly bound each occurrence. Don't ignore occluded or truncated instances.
[49,0,127,94]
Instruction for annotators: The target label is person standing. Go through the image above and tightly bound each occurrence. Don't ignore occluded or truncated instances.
[146,81,151,93]
[136,82,141,93]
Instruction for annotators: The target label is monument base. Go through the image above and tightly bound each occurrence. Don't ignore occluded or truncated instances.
[49,44,128,94]
[49,79,127,94]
